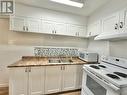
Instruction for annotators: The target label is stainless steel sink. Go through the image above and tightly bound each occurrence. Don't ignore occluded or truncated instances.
[48,59,73,64]
[48,59,61,63]
[61,59,73,63]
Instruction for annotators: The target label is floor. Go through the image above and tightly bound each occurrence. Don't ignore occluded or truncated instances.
[0,87,8,95]
[0,87,81,95]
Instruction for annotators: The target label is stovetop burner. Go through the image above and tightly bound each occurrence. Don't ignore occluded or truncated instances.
[106,74,120,79]
[114,72,127,78]
[98,65,106,68]
[90,65,100,69]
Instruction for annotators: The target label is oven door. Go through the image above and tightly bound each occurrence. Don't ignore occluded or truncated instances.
[82,69,120,95]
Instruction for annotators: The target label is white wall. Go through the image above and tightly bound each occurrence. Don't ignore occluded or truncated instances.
[87,0,127,58]
[0,45,34,87]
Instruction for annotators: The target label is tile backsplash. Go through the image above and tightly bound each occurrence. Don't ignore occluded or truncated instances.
[34,47,78,57]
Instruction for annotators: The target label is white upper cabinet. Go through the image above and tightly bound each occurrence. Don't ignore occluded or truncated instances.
[118,9,127,32]
[68,24,86,37]
[101,9,127,35]
[87,20,101,37]
[26,18,41,33]
[41,20,67,35]
[10,16,26,32]
[54,22,67,36]
[102,12,119,35]
[10,15,87,38]
[10,16,41,33]
[41,20,55,34]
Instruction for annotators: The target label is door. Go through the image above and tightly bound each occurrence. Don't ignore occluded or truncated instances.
[102,12,119,35]
[45,66,62,94]
[9,67,28,95]
[10,16,25,32]
[29,67,45,95]
[62,65,77,91]
[54,22,67,35]
[41,20,55,34]
[27,18,41,33]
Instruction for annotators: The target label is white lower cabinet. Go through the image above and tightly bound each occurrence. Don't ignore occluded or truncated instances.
[29,67,45,95]
[45,66,62,94]
[9,65,83,95]
[45,65,83,94]
[9,67,45,95]
[62,65,77,91]
[9,67,28,95]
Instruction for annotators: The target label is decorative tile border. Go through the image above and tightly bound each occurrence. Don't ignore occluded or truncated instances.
[34,47,78,57]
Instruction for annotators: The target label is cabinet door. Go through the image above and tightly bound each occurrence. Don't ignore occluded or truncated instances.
[10,16,25,32]
[68,24,86,37]
[87,20,101,37]
[45,66,62,94]
[78,26,86,37]
[119,9,127,32]
[41,20,55,34]
[29,67,45,95]
[102,12,119,35]
[68,24,78,36]
[27,18,41,33]
[62,65,77,91]
[54,22,67,35]
[76,65,83,89]
[9,68,28,95]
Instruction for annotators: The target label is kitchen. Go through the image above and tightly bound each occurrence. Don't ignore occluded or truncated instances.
[0,0,127,95]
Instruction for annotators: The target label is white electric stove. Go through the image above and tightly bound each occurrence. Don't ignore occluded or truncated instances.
[81,56,127,95]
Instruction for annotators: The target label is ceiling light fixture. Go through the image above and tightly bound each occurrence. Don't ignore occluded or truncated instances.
[50,0,84,8]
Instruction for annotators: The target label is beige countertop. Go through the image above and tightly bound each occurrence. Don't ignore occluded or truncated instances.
[8,56,96,68]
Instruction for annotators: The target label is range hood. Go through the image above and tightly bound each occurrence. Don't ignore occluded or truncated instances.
[94,29,127,41]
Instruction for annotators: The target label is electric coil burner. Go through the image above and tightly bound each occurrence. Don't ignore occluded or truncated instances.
[106,74,120,79]
[114,72,127,78]
[90,65,100,69]
[98,65,106,68]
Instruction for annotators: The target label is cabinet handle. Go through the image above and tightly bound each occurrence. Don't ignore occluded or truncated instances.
[29,68,31,72]
[61,66,63,70]
[26,26,28,31]
[75,32,77,36]
[120,22,124,28]
[23,26,25,31]
[25,68,27,72]
[63,66,65,70]
[115,24,118,30]
[52,30,54,34]
[89,32,91,36]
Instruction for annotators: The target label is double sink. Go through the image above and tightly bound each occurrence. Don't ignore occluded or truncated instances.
[48,59,73,64]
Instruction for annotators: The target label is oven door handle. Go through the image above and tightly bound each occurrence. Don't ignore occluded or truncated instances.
[85,69,120,91]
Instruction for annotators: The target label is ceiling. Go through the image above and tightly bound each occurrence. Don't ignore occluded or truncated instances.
[15,0,110,16]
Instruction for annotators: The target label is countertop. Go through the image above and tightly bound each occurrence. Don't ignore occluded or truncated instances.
[8,56,96,68]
